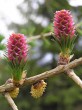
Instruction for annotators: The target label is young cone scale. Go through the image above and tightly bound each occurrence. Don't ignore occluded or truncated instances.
[53,9,76,64]
[7,33,28,84]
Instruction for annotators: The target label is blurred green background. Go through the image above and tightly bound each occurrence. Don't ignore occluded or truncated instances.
[0,0,82,110]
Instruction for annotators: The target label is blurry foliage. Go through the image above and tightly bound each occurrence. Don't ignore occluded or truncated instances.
[0,0,82,110]
[0,35,5,50]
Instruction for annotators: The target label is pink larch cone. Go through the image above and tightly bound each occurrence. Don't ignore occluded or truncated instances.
[7,33,28,83]
[53,10,76,65]
[54,9,75,39]
[7,33,28,64]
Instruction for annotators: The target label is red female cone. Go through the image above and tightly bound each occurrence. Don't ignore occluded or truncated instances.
[53,10,76,64]
[7,33,28,84]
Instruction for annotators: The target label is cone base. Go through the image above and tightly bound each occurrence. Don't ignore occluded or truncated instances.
[58,53,70,65]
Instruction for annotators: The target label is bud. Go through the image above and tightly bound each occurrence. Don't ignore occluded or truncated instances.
[30,80,47,98]
[7,33,28,82]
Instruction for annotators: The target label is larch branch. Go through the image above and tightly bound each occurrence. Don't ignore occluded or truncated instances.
[0,57,82,93]
[27,32,54,42]
[4,92,18,110]
[24,57,82,85]
[66,69,82,88]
